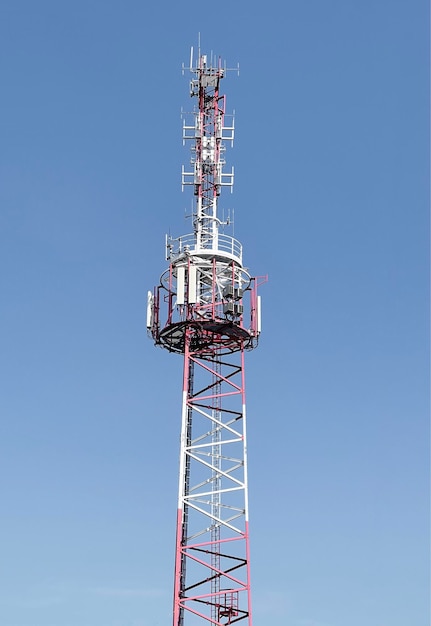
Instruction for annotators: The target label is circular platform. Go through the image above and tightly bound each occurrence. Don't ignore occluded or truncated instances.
[156,319,256,355]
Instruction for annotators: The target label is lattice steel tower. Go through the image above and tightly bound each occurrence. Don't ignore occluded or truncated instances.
[147,46,265,626]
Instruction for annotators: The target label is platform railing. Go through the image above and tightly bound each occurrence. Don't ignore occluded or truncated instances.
[167,233,243,264]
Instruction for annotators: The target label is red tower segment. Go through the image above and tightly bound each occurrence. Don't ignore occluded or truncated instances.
[148,48,265,626]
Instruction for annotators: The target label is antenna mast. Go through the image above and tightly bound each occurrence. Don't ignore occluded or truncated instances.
[148,46,266,626]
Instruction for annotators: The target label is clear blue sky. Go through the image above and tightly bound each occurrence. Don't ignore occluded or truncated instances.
[0,1,429,625]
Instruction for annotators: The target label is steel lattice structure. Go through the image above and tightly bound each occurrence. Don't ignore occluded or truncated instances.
[148,47,265,626]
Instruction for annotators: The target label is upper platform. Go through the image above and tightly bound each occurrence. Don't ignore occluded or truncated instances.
[167,232,243,266]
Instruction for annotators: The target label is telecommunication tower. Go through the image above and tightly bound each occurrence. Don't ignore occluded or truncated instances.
[147,46,265,626]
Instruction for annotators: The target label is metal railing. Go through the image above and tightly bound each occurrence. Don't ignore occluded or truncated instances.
[167,233,243,264]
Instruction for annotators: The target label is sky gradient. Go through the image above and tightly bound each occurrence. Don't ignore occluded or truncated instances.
[0,1,429,626]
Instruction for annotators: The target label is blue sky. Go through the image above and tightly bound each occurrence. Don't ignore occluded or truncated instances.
[0,1,429,625]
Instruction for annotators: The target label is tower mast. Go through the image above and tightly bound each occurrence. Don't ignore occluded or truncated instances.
[148,47,265,626]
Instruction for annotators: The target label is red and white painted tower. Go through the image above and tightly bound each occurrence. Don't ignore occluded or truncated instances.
[148,46,265,626]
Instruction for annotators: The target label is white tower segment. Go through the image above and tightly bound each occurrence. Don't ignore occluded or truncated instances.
[181,52,235,255]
